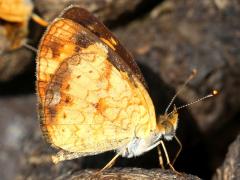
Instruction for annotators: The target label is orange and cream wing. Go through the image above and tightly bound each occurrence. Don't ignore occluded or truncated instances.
[60,6,147,89]
[37,8,156,154]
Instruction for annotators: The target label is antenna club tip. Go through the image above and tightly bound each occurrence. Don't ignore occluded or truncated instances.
[212,90,219,95]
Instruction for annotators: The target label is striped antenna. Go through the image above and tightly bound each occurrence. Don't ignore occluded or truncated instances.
[165,69,197,114]
[176,90,218,111]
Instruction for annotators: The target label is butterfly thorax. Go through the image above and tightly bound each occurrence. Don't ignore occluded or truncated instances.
[119,131,161,158]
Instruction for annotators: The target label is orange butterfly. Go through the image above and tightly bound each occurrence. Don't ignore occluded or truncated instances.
[36,5,218,172]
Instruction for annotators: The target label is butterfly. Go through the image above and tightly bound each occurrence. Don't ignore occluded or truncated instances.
[36,5,218,172]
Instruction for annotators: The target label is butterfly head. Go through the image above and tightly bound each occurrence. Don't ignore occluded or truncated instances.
[156,105,179,141]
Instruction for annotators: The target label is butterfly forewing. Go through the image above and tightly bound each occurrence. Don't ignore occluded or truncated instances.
[37,6,156,154]
[60,6,148,89]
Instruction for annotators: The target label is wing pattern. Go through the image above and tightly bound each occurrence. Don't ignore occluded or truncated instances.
[37,12,156,154]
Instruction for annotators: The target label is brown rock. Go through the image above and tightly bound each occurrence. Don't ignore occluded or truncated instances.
[0,48,33,81]
[55,168,201,180]
[0,1,239,180]
[35,0,144,22]
[115,0,240,133]
[212,133,240,180]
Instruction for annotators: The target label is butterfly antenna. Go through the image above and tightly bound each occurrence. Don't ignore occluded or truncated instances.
[176,90,218,111]
[165,69,197,114]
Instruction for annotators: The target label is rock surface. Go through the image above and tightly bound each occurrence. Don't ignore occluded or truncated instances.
[0,0,239,180]
[213,133,240,180]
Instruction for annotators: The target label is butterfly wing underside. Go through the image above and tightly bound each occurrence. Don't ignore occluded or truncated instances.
[36,6,156,156]
[60,5,148,89]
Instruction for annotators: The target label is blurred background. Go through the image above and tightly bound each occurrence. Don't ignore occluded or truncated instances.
[0,0,239,179]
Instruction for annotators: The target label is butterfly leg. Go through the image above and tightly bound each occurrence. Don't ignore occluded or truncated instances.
[172,136,182,165]
[93,151,122,177]
[159,140,180,174]
[157,145,165,169]
[99,151,122,173]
